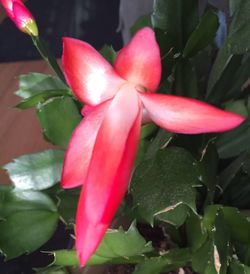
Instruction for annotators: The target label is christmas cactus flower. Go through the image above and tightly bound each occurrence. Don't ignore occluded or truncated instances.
[61,27,245,266]
[0,0,38,36]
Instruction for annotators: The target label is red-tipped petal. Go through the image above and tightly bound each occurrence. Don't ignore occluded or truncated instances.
[114,27,161,92]
[61,100,110,189]
[62,38,125,106]
[139,93,245,134]
[75,85,141,266]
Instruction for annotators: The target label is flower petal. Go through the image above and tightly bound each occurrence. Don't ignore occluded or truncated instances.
[61,101,110,189]
[139,93,245,134]
[114,27,161,92]
[62,38,125,105]
[12,1,35,29]
[75,86,141,266]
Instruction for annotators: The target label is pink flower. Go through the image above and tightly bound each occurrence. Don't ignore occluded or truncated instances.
[0,0,38,36]
[61,27,245,266]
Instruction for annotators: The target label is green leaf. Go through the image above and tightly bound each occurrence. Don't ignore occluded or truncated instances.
[224,100,248,116]
[192,238,218,274]
[219,153,247,192]
[229,260,250,274]
[186,212,207,252]
[213,210,230,274]
[145,129,173,160]
[227,1,250,55]
[16,90,70,109]
[152,0,199,51]
[16,73,68,99]
[57,188,79,225]
[173,59,198,98]
[131,147,198,225]
[0,188,58,259]
[53,223,153,266]
[100,45,116,65]
[140,123,157,140]
[132,248,191,274]
[3,150,64,190]
[37,97,81,148]
[207,54,242,103]
[208,1,250,94]
[225,57,250,100]
[130,14,152,36]
[199,141,219,202]
[183,10,219,58]
[203,205,250,243]
[216,121,250,159]
[229,0,242,16]
[191,211,230,274]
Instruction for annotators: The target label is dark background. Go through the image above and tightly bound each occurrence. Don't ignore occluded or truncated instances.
[0,0,122,62]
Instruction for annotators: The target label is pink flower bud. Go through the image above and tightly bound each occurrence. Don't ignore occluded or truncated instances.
[1,0,38,36]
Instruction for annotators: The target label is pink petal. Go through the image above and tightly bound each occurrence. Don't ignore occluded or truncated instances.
[81,104,94,116]
[61,100,110,189]
[1,0,18,19]
[139,93,245,134]
[62,38,125,106]
[75,85,141,266]
[114,27,161,92]
[12,1,35,29]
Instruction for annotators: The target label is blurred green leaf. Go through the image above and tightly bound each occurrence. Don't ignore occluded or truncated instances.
[183,9,219,58]
[229,0,242,16]
[225,56,250,100]
[219,152,247,192]
[199,141,219,202]
[57,188,79,225]
[16,73,68,99]
[173,59,198,97]
[16,90,70,109]
[100,45,116,65]
[152,0,198,51]
[229,260,250,274]
[37,97,81,148]
[3,150,64,191]
[208,1,250,94]
[131,147,198,225]
[216,121,250,159]
[132,248,191,274]
[207,55,242,103]
[53,223,153,266]
[145,129,173,160]
[0,188,58,259]
[224,100,248,116]
[130,14,152,36]
[140,123,157,140]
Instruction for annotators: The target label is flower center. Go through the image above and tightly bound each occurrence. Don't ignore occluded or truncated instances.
[135,84,148,93]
